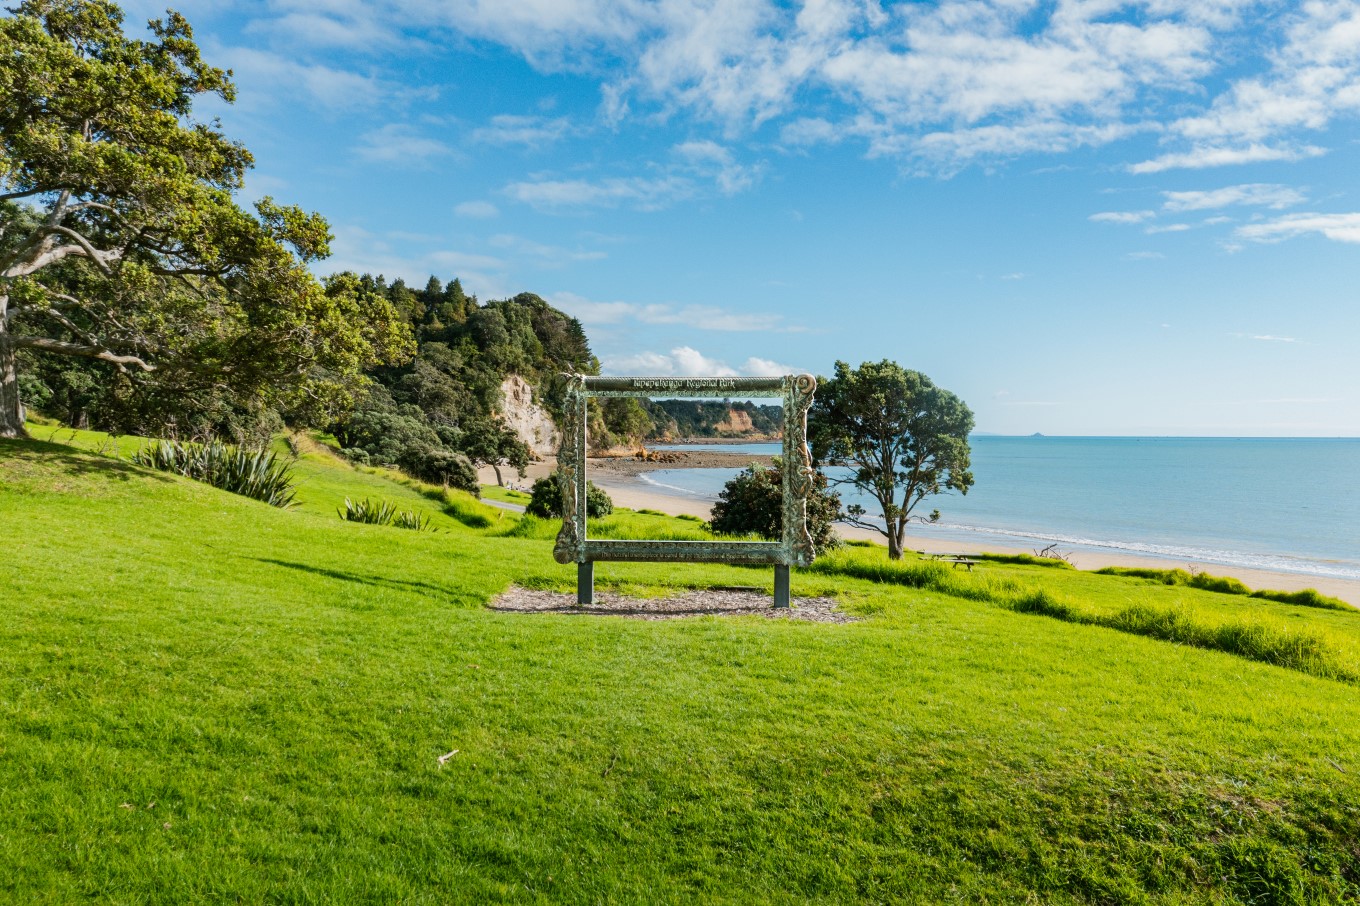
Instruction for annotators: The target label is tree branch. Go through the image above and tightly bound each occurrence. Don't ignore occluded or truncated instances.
[4,225,124,277]
[11,336,154,372]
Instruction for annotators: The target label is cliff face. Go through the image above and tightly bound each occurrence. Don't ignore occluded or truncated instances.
[499,374,559,457]
[713,408,756,435]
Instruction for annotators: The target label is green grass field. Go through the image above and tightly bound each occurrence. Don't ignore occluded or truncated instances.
[3,430,1358,903]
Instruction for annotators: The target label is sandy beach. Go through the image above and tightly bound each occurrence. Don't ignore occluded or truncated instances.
[485,456,1360,608]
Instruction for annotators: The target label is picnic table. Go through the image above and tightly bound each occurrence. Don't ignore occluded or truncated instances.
[917,551,981,571]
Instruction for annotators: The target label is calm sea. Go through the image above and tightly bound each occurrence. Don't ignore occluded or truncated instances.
[645,437,1360,581]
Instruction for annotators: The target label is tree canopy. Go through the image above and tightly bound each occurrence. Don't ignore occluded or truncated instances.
[0,0,411,439]
[809,360,974,560]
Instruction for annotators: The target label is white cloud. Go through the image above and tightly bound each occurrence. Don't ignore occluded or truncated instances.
[1125,250,1165,259]
[503,140,760,210]
[1129,143,1327,173]
[221,0,1360,174]
[355,124,453,164]
[1145,222,1190,233]
[1162,184,1307,211]
[604,346,795,377]
[1250,335,1301,343]
[548,291,788,331]
[486,234,607,267]
[504,174,694,211]
[214,45,397,111]
[1090,210,1155,224]
[454,200,500,218]
[471,115,573,146]
[673,140,762,194]
[1235,212,1360,244]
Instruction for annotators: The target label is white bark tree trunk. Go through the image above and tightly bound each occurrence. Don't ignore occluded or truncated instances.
[0,293,26,439]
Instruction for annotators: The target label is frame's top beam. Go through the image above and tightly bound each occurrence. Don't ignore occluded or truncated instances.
[580,374,801,397]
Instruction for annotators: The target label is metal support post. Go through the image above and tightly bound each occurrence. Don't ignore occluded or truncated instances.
[577,561,595,606]
[774,564,791,608]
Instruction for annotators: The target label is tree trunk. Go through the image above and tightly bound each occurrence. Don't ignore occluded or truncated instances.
[887,520,905,560]
[492,463,504,487]
[0,299,27,439]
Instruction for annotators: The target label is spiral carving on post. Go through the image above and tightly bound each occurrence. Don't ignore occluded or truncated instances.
[783,373,818,566]
[553,373,586,564]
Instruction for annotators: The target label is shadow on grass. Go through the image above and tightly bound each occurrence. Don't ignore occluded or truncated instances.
[252,557,487,604]
[0,438,172,483]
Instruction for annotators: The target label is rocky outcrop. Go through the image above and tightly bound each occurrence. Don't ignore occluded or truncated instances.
[713,408,756,436]
[498,374,559,458]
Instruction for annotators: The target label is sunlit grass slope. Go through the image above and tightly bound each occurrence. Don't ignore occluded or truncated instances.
[2,432,1359,904]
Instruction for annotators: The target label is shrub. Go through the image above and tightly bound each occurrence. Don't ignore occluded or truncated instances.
[402,448,478,496]
[339,497,398,525]
[1250,588,1352,611]
[708,460,843,552]
[525,474,613,519]
[133,439,297,508]
[338,498,432,531]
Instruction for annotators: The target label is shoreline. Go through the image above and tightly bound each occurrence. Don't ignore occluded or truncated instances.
[483,459,1360,607]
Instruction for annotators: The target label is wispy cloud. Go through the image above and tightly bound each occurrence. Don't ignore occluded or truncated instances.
[1129,143,1326,174]
[355,124,454,165]
[454,200,500,219]
[1090,210,1155,224]
[1162,184,1307,212]
[604,346,796,377]
[472,115,574,147]
[1235,212,1360,244]
[1232,333,1303,343]
[549,291,790,332]
[503,140,761,211]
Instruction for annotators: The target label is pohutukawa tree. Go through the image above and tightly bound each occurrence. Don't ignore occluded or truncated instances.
[0,0,411,439]
[809,360,975,560]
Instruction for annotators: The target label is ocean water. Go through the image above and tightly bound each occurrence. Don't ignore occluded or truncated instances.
[642,437,1360,581]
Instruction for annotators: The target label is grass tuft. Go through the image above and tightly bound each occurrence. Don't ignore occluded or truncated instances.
[132,438,297,508]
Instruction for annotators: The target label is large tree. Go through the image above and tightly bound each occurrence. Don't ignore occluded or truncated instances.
[0,0,410,439]
[809,360,975,560]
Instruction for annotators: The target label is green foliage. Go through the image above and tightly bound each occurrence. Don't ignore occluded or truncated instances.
[131,438,296,507]
[1251,588,1352,611]
[708,460,843,552]
[339,496,398,525]
[338,497,431,531]
[525,474,613,519]
[1097,566,1349,610]
[969,552,1075,569]
[810,360,974,559]
[0,3,412,438]
[392,510,432,532]
[402,447,478,496]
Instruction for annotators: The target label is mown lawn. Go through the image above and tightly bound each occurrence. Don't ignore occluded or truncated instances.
[2,434,1358,903]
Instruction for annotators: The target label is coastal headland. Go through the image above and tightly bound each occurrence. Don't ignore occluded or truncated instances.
[486,454,1360,608]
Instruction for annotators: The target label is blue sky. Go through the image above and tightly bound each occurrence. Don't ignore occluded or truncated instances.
[118,0,1360,436]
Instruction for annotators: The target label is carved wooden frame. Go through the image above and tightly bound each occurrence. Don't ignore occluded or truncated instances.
[552,373,818,606]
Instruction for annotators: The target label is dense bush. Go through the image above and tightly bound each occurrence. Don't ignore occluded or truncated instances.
[132,439,296,508]
[525,475,613,519]
[708,460,843,553]
[402,447,479,495]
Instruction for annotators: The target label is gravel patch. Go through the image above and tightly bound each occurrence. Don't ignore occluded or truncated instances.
[488,585,856,623]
